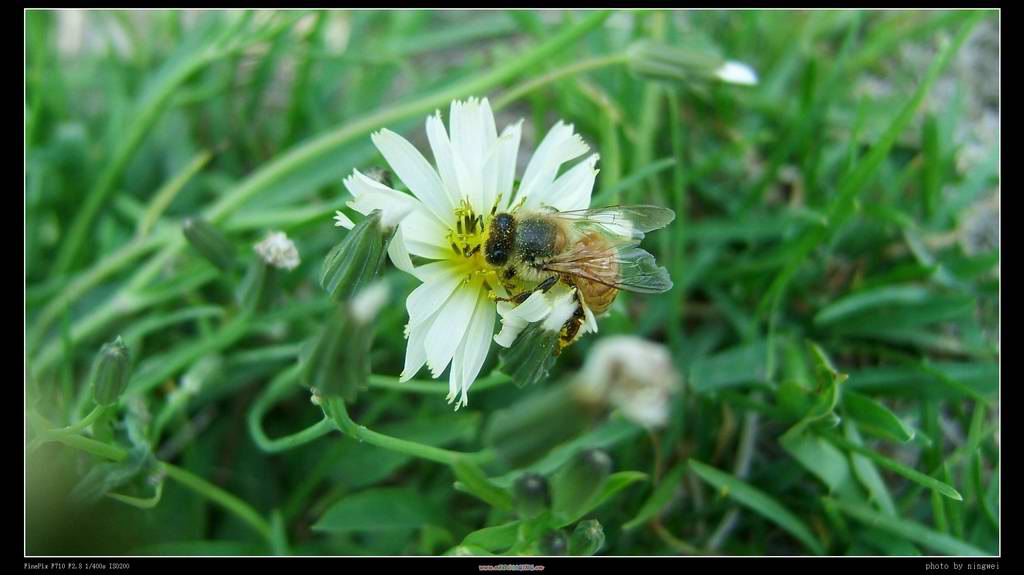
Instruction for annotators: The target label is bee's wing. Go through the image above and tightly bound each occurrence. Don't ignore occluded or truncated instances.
[544,245,673,294]
[550,205,676,243]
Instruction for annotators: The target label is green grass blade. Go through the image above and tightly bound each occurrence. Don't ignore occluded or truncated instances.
[689,459,825,555]
[829,498,989,556]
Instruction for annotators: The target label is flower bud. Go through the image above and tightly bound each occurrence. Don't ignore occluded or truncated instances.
[495,287,599,387]
[300,283,388,402]
[321,210,391,302]
[539,530,568,556]
[483,385,601,469]
[497,323,560,389]
[551,449,612,522]
[254,231,300,271]
[627,40,758,86]
[569,519,605,556]
[182,217,235,272]
[91,336,132,406]
[513,473,550,519]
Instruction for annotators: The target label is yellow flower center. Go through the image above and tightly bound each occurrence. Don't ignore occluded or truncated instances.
[446,199,523,297]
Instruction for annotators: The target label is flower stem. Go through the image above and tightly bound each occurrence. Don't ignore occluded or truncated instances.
[322,397,495,467]
[57,404,108,435]
[492,52,630,111]
[161,461,273,542]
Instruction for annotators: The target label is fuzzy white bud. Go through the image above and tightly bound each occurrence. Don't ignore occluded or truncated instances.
[254,231,300,270]
[576,336,680,427]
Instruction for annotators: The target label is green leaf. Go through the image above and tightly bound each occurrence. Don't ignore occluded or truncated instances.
[814,285,932,325]
[461,520,521,552]
[843,422,897,516]
[624,462,687,530]
[847,362,997,400]
[780,432,851,493]
[444,544,497,556]
[492,417,642,488]
[843,390,916,442]
[821,430,962,501]
[688,459,825,555]
[828,498,989,556]
[688,341,769,393]
[555,471,648,528]
[313,487,438,532]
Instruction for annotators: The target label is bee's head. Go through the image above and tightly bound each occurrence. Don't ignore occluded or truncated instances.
[484,213,516,266]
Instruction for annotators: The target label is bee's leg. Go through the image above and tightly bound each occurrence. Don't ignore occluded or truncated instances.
[556,303,586,354]
[495,275,559,305]
[536,275,559,294]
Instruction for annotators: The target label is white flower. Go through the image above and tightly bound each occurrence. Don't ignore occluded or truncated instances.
[342,97,599,408]
[575,336,680,427]
[715,60,758,86]
[254,231,300,270]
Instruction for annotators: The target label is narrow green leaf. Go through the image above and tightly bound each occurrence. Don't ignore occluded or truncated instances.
[624,463,687,530]
[688,341,769,393]
[829,498,989,556]
[843,390,916,442]
[821,431,962,501]
[689,459,825,555]
[556,471,648,528]
[780,432,851,493]
[814,286,932,325]
[844,422,897,516]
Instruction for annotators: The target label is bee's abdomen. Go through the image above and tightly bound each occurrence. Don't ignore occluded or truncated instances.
[578,276,618,314]
[574,233,618,314]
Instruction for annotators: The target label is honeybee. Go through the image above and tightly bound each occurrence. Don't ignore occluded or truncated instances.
[483,205,675,348]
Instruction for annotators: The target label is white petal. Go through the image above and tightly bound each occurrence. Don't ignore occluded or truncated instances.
[545,153,599,212]
[541,290,579,332]
[426,111,461,205]
[401,314,435,381]
[458,295,496,406]
[425,279,481,378]
[400,209,452,260]
[716,61,758,85]
[344,169,420,228]
[450,99,485,212]
[499,290,552,323]
[582,301,599,334]
[517,121,589,209]
[479,98,498,151]
[333,210,355,229]
[372,129,453,225]
[493,291,554,348]
[406,261,462,330]
[387,225,416,275]
[448,335,464,405]
[480,136,502,215]
[495,120,523,212]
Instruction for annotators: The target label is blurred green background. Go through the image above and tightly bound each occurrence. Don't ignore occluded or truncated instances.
[25,10,999,556]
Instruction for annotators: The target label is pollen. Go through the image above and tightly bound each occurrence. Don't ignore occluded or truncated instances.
[447,200,487,260]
